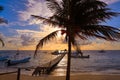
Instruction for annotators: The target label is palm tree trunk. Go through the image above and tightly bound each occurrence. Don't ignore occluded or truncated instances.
[66,28,72,80]
[66,0,71,79]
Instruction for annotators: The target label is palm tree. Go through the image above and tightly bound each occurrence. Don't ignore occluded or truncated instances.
[0,5,7,46]
[32,0,120,80]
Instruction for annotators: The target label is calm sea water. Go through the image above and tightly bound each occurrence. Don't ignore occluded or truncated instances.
[0,50,120,76]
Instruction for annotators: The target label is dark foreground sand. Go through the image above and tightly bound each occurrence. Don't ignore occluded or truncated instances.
[0,74,120,80]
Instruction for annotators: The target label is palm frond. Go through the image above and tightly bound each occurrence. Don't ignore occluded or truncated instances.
[76,32,87,40]
[79,25,120,41]
[49,15,68,27]
[71,1,119,25]
[0,6,3,11]
[31,15,59,26]
[0,38,4,47]
[0,6,7,24]
[77,0,107,11]
[79,8,119,24]
[34,30,60,57]
[46,0,62,14]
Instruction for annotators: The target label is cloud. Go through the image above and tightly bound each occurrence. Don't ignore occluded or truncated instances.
[0,30,36,49]
[20,34,35,46]
[0,33,5,38]
[6,36,21,46]
[16,29,39,46]
[0,34,22,50]
[16,29,42,40]
[18,0,52,21]
[100,0,119,4]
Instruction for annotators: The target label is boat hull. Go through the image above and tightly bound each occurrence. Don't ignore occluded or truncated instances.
[7,57,31,66]
[71,55,90,58]
[0,56,9,61]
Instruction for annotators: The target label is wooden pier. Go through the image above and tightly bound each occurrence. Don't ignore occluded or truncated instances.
[32,53,66,76]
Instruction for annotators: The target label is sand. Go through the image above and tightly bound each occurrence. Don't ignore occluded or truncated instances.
[0,73,120,80]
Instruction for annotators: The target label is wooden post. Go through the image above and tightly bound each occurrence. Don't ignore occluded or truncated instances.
[17,68,21,80]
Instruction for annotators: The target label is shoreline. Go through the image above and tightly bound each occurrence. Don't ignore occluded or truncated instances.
[1,73,120,80]
[1,70,120,76]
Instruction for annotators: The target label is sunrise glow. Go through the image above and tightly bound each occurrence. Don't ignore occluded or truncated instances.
[0,0,120,50]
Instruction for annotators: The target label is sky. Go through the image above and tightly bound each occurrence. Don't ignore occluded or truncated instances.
[0,0,120,50]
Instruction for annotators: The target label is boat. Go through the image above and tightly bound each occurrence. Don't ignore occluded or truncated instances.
[51,49,67,55]
[51,50,59,55]
[99,50,106,53]
[71,55,90,58]
[0,56,9,61]
[7,57,31,66]
[71,51,90,58]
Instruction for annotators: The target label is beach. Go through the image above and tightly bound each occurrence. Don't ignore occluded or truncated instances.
[1,73,120,80]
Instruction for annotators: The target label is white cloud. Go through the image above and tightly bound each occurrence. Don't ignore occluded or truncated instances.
[100,0,119,4]
[18,0,53,21]
[16,29,41,39]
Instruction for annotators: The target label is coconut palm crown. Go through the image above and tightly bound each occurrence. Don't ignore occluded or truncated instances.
[32,0,120,80]
[32,0,120,50]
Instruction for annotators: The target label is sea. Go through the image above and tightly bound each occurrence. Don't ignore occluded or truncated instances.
[0,50,120,76]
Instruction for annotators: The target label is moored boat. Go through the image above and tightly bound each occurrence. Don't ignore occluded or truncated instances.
[99,50,106,53]
[71,55,90,58]
[7,57,31,66]
[51,49,67,55]
[0,56,9,61]
[71,51,90,58]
